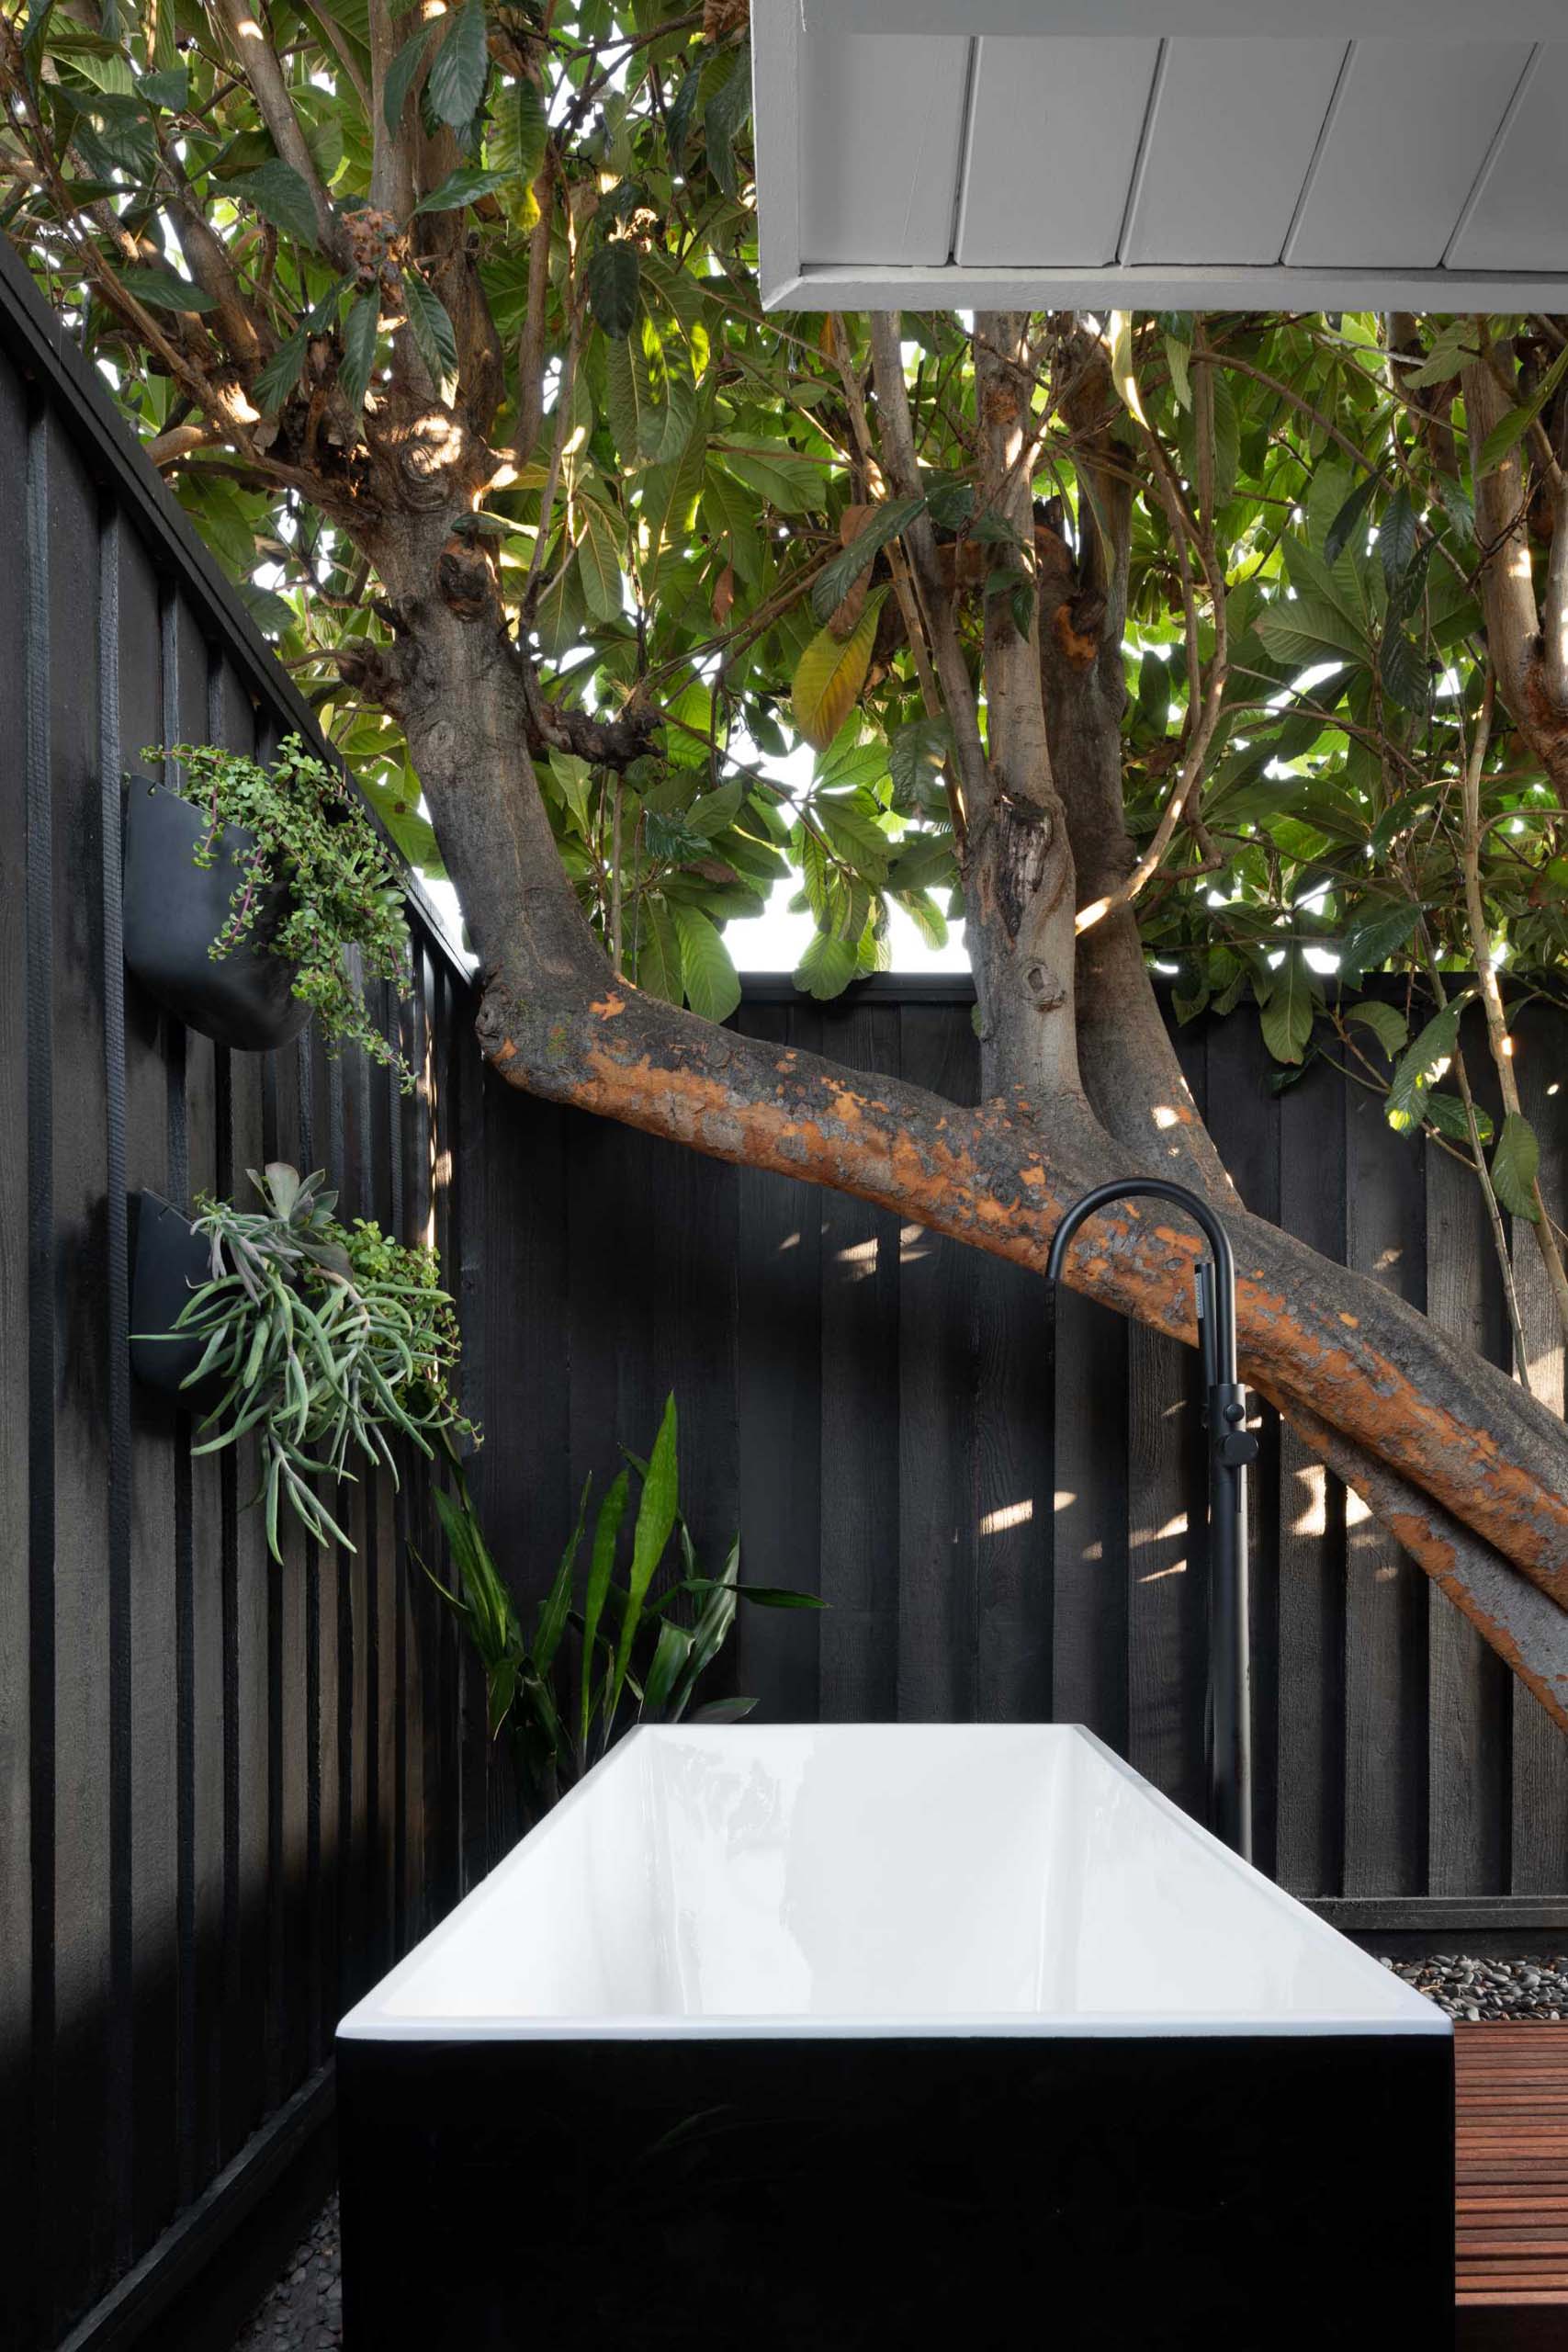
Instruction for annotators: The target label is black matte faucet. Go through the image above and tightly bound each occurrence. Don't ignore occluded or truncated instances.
[1046,1179,1257,1862]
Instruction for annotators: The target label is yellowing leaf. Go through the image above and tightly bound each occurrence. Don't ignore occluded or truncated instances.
[1109,311,1146,427]
[791,590,886,753]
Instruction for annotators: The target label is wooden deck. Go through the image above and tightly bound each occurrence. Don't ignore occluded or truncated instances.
[1456,2023,1568,2350]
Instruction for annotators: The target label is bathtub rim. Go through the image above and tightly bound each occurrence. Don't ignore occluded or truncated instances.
[336,1722,1452,2044]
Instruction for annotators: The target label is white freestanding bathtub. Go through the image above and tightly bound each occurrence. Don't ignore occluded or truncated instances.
[337,1725,1453,2348]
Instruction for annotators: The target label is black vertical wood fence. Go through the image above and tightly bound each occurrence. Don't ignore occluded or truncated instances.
[3,227,1567,2352]
[0,242,477,2352]
[475,984,1568,1942]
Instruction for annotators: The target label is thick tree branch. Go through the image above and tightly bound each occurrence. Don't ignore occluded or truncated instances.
[508,153,556,465]
[213,0,348,266]
[1463,340,1568,803]
[866,311,990,828]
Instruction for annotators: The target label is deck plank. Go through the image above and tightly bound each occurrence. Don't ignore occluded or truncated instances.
[1456,2025,1568,2345]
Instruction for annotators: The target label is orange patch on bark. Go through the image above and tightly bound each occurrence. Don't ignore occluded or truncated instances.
[592,993,627,1018]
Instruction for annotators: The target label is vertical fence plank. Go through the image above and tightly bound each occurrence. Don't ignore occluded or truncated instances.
[1274,1056,1347,1895]
[812,1001,903,1721]
[1509,1002,1568,1891]
[44,409,117,2335]
[116,526,179,2266]
[1342,1086,1429,1895]
[1051,1283,1130,1749]
[1425,1019,1509,1896]
[895,1003,979,1722]
[733,1003,823,1721]
[0,351,32,2352]
[177,622,226,2203]
[1196,1012,1278,1858]
[24,384,59,2352]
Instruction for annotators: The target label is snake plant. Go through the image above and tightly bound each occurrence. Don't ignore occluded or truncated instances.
[425,1394,821,1819]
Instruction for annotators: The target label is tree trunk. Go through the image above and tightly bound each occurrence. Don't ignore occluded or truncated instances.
[348,456,1568,1737]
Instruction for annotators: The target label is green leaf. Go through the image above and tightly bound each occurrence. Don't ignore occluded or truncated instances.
[112,265,216,313]
[1344,999,1408,1058]
[810,495,924,624]
[580,1469,628,1758]
[1492,1110,1540,1222]
[513,76,548,184]
[886,831,956,892]
[1324,473,1376,566]
[670,901,741,1023]
[818,796,889,883]
[1338,899,1420,986]
[1380,627,1428,716]
[1427,1090,1490,1145]
[252,325,309,414]
[1473,346,1568,481]
[791,591,885,752]
[609,1396,679,1722]
[228,160,319,247]
[888,714,953,808]
[715,442,823,514]
[795,929,860,1001]
[1254,594,1367,673]
[383,21,430,134]
[575,499,623,624]
[1379,485,1417,587]
[587,240,640,340]
[425,0,488,129]
[604,334,651,466]
[639,375,695,468]
[135,65,187,111]
[703,37,751,198]
[412,164,507,215]
[685,779,743,839]
[402,270,458,402]
[535,1476,591,1676]
[1386,1002,1461,1134]
[337,290,379,414]
[923,474,974,530]
[1258,945,1315,1066]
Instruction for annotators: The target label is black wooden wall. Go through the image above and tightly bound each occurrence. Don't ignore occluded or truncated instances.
[475,979,1568,1936]
[0,243,476,2351]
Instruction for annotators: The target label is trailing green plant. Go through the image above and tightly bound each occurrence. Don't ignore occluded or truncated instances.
[425,1394,820,1819]
[142,735,413,1080]
[147,1162,474,1559]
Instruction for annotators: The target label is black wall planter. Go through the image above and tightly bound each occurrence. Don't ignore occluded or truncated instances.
[130,1190,226,1417]
[122,777,313,1051]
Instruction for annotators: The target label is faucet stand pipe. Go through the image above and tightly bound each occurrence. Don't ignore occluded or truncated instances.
[1045,1179,1257,1863]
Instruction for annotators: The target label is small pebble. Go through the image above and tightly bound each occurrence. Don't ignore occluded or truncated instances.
[232,2193,342,2352]
[1387,1952,1568,2022]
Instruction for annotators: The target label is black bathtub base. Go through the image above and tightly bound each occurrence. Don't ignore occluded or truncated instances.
[337,2030,1453,2350]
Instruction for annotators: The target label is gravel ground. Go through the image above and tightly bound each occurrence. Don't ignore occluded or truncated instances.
[232,2196,341,2351]
[229,1959,1568,2346]
[1386,1952,1568,2021]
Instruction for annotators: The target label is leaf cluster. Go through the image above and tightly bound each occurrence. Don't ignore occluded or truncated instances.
[152,1162,474,1560]
[145,735,414,1080]
[423,1393,820,1819]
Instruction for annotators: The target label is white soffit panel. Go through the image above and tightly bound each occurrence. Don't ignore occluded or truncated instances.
[1284,40,1534,268]
[796,30,968,266]
[754,2,1568,309]
[1122,40,1348,266]
[955,36,1159,266]
[815,2,1564,33]
[1445,44,1568,274]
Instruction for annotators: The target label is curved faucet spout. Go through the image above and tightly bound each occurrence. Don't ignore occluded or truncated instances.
[1046,1176,1256,1863]
[1045,1175,1239,1382]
